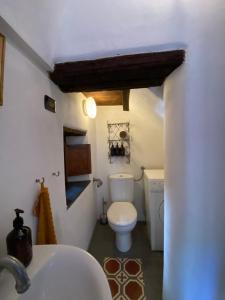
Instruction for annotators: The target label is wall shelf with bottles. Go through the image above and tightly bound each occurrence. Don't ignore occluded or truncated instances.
[107,122,130,164]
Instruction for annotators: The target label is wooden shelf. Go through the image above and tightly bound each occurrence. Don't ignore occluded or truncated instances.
[63,126,87,137]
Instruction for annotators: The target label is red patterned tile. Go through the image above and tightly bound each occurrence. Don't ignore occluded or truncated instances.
[103,258,146,300]
[108,278,120,298]
[104,258,121,275]
[124,260,141,276]
[124,280,144,300]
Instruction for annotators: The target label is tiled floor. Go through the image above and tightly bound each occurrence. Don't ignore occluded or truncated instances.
[88,222,163,300]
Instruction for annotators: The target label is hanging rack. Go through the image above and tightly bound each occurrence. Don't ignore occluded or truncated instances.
[107,121,130,164]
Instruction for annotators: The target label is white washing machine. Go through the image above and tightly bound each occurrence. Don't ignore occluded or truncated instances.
[144,169,164,251]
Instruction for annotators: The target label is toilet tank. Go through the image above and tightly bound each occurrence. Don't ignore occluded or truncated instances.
[109,173,134,202]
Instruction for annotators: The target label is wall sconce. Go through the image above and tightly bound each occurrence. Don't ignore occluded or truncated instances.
[83,97,97,119]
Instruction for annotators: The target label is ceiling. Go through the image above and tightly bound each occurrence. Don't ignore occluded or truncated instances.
[83,91,123,106]
[0,0,186,67]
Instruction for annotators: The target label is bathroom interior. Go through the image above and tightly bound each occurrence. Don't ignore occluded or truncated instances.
[0,18,167,298]
[1,1,225,300]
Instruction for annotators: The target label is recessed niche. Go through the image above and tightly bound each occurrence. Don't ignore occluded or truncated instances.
[63,127,92,208]
[66,180,90,209]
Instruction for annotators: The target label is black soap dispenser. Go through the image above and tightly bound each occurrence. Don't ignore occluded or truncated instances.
[115,143,120,156]
[110,143,116,156]
[121,142,125,156]
[6,209,32,267]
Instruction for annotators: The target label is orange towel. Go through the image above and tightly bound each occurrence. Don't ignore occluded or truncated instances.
[33,182,57,245]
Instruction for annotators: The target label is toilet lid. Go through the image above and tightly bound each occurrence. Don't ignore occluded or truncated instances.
[107,202,137,225]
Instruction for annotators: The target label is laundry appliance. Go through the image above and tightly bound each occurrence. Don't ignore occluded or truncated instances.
[144,169,164,251]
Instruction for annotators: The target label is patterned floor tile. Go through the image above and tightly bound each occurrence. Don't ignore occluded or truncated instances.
[103,257,146,300]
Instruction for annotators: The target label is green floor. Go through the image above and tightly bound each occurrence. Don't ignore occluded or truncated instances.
[88,222,163,300]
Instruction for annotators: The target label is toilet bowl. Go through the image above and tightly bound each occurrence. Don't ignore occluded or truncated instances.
[108,202,137,252]
[107,173,137,252]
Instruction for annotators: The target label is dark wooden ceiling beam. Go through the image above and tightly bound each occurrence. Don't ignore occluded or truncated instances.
[63,126,87,137]
[60,78,164,93]
[123,90,130,111]
[83,90,123,106]
[50,50,185,93]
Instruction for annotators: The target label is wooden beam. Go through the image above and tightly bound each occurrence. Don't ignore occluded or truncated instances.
[123,90,130,111]
[50,50,185,93]
[63,126,87,137]
[83,90,123,106]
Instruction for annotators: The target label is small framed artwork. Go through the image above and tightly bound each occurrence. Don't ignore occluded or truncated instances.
[0,33,6,106]
[44,95,56,113]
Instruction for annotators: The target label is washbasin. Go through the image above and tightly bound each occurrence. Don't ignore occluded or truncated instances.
[0,245,112,300]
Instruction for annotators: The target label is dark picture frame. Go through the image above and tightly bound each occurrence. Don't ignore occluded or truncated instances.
[0,33,6,106]
[44,95,56,113]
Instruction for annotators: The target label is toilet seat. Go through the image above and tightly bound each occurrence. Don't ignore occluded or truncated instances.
[107,202,137,226]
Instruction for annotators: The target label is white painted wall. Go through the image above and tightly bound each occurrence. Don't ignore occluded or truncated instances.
[163,1,225,299]
[95,89,164,220]
[0,40,97,255]
[0,0,67,66]
[1,0,225,299]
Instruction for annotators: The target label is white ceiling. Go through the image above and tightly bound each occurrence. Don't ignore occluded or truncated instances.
[0,0,66,65]
[0,0,187,66]
[54,0,182,62]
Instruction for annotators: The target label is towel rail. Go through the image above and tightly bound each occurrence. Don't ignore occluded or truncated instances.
[52,171,60,177]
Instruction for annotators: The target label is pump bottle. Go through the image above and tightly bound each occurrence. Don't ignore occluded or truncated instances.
[6,209,32,267]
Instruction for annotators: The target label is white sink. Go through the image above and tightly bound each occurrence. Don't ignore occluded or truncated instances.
[0,245,112,300]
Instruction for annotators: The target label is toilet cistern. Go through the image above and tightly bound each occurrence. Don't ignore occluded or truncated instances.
[107,173,137,252]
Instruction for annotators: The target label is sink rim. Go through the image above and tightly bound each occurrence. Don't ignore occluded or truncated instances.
[0,245,112,300]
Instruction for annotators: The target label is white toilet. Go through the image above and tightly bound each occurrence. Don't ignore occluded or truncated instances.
[107,173,137,252]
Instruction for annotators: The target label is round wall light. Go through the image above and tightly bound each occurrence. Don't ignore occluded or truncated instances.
[83,97,97,119]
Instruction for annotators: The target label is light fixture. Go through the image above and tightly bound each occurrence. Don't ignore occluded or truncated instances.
[83,97,97,119]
